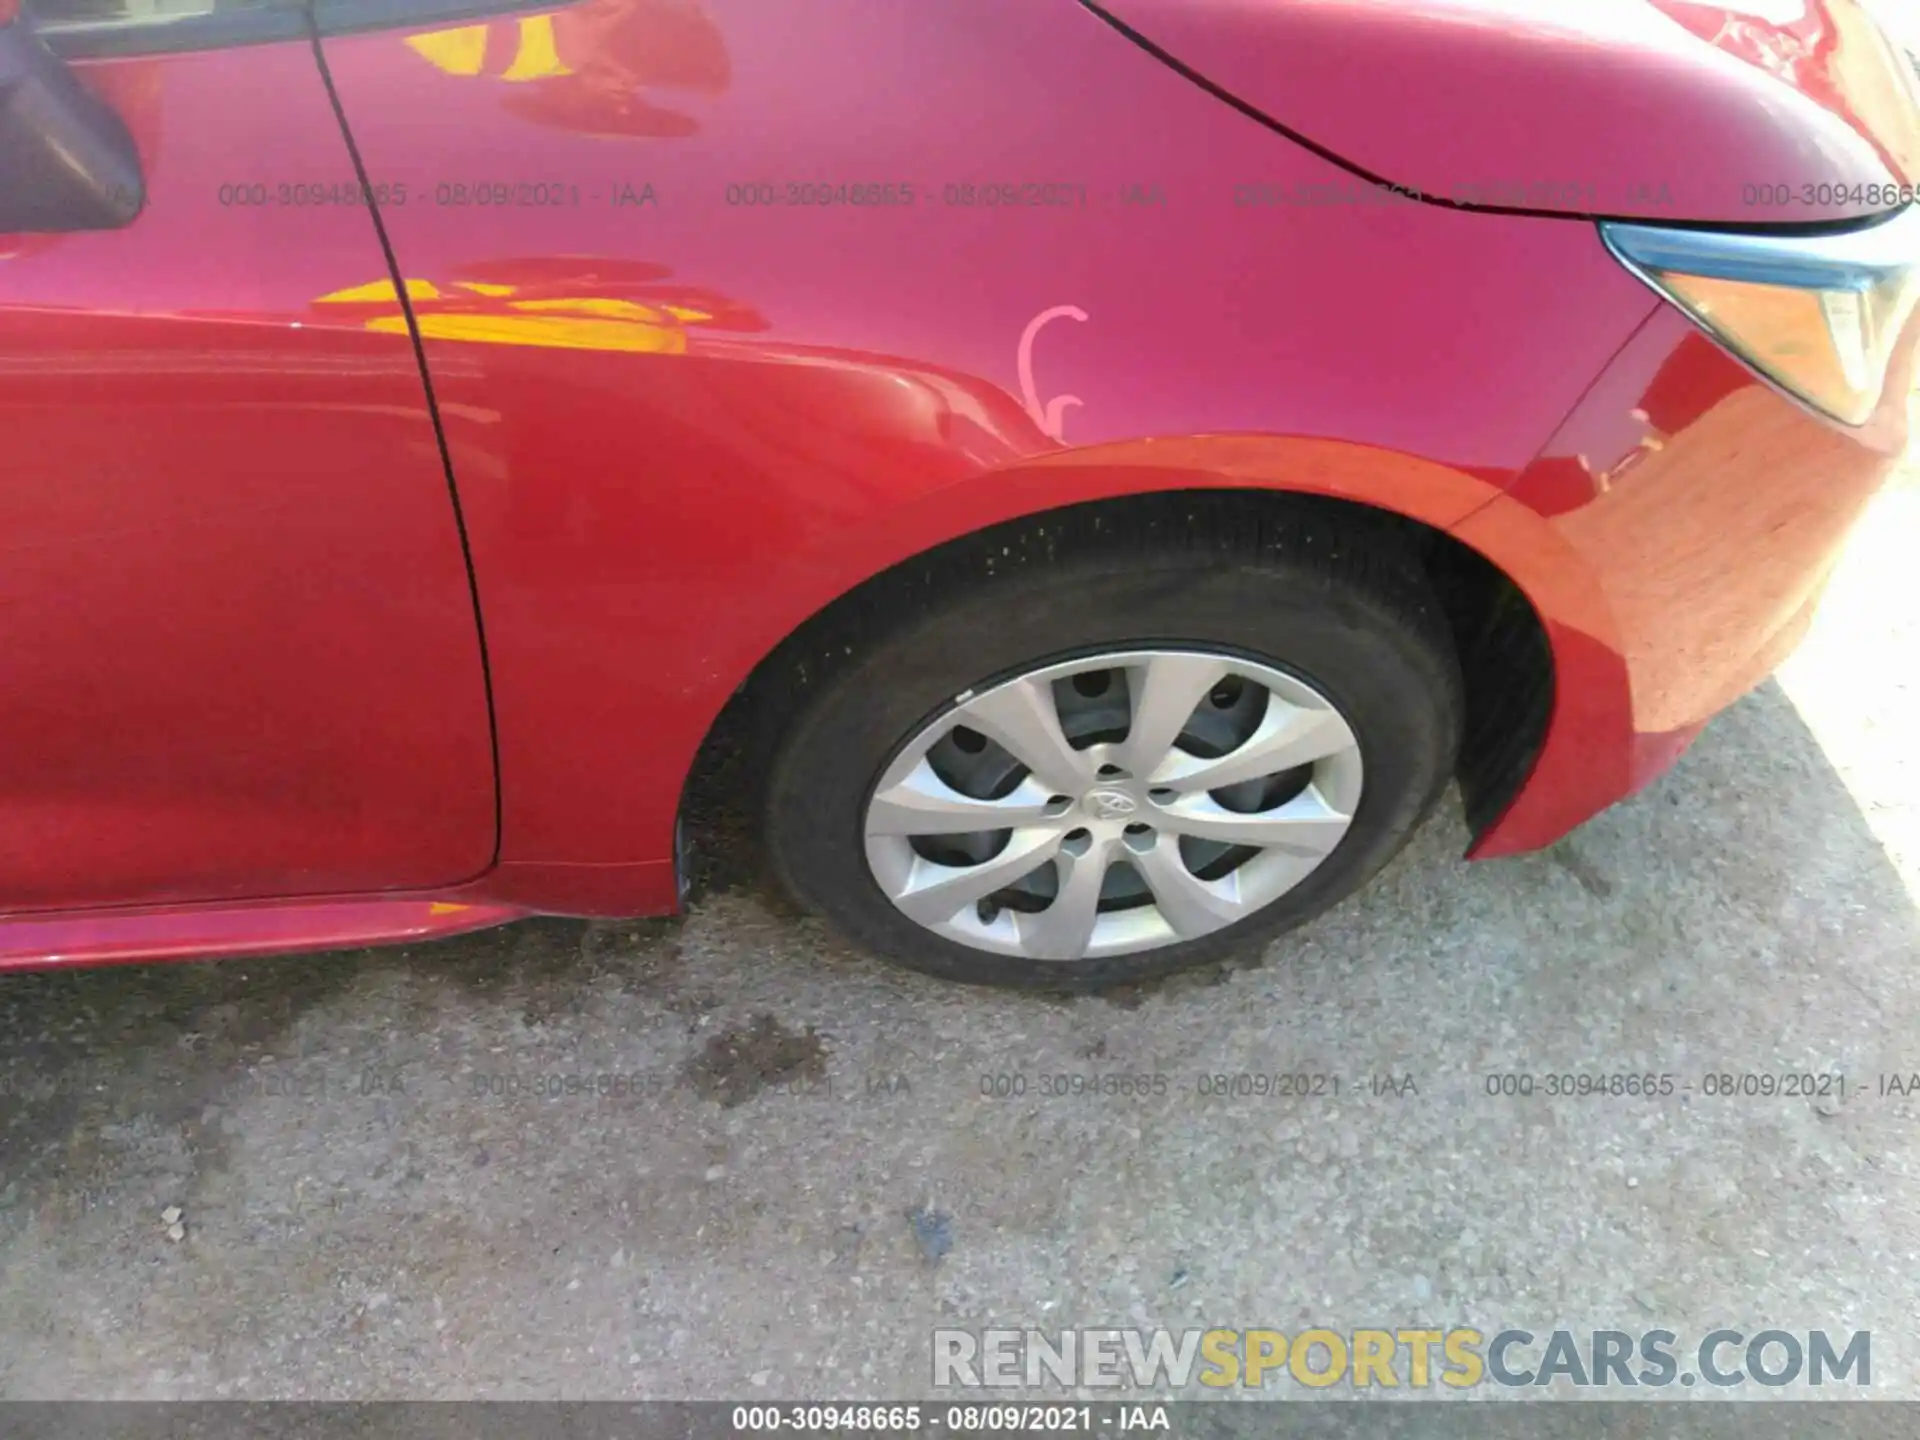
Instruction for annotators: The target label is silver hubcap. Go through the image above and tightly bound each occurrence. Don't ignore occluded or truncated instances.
[862,649,1364,961]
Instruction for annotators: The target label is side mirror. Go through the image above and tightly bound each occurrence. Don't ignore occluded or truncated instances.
[0,16,142,231]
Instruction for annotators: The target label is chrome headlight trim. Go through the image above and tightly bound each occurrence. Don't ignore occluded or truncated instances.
[1603,204,1920,294]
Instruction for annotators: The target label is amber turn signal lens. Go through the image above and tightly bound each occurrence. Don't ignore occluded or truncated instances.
[1604,208,1920,427]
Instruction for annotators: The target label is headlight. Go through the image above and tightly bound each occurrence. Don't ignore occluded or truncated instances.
[1602,205,1920,426]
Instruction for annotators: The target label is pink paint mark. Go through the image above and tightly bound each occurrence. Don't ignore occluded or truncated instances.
[1017,304,1088,442]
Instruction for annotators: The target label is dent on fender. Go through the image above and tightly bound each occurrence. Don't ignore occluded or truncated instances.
[1463,299,1915,856]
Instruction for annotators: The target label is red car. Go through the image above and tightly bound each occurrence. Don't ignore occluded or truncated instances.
[1,0,1916,988]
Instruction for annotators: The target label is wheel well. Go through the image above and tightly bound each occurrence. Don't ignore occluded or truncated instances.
[679,489,1552,893]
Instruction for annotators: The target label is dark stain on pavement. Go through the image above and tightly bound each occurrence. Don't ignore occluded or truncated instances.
[679,1013,826,1107]
[1550,842,1616,899]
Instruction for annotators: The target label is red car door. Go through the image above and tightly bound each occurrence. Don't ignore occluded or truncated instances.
[0,5,496,911]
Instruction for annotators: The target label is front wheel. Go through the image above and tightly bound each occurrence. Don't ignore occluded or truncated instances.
[766,509,1463,989]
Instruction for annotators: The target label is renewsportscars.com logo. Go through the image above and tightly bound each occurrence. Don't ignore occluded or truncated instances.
[932,1327,1871,1391]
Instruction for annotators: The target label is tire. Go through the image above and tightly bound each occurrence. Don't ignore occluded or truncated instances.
[765,500,1463,990]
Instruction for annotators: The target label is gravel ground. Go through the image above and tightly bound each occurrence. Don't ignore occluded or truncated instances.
[1,458,1917,1403]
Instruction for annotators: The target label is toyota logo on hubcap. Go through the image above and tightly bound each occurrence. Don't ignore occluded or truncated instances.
[1085,789,1138,820]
